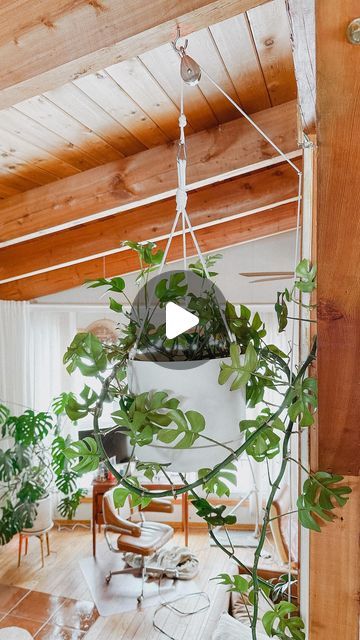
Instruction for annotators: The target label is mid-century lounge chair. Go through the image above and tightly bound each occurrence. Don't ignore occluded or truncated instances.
[103,487,174,603]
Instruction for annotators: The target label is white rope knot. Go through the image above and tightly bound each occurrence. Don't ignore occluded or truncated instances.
[178,114,187,129]
[176,187,187,213]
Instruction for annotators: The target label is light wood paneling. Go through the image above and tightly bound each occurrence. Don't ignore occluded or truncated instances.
[15,95,124,164]
[0,3,297,195]
[309,476,359,640]
[0,0,269,109]
[0,202,297,299]
[0,161,301,281]
[247,0,297,106]
[210,14,271,113]
[286,0,316,134]
[316,0,360,476]
[0,101,300,243]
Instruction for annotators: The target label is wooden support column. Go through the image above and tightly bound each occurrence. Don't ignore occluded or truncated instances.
[309,2,360,639]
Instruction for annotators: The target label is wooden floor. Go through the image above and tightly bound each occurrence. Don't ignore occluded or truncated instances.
[0,528,232,639]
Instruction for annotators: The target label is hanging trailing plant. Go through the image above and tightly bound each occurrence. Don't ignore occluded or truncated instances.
[61,242,351,640]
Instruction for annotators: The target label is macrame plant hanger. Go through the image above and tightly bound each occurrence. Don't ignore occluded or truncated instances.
[169,29,303,609]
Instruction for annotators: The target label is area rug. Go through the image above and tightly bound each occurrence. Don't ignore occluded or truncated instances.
[79,540,198,616]
[209,529,259,548]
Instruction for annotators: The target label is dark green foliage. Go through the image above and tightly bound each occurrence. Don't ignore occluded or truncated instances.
[58,489,86,520]
[297,472,352,532]
[191,497,236,527]
[64,437,100,475]
[198,462,237,497]
[240,409,285,462]
[63,332,108,376]
[262,601,305,639]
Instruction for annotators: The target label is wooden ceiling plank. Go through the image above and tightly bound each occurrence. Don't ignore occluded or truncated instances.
[0,0,270,109]
[286,0,315,135]
[210,14,271,113]
[0,129,81,180]
[44,83,146,156]
[0,160,301,281]
[247,0,297,107]
[1,108,101,172]
[0,203,297,300]
[0,100,300,243]
[185,28,240,123]
[0,168,41,193]
[15,95,124,165]
[0,156,62,187]
[106,58,194,140]
[139,44,218,132]
[74,71,170,148]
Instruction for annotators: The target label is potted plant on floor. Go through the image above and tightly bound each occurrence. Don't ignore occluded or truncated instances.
[62,242,351,639]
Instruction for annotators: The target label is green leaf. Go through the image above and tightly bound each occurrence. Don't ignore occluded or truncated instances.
[58,489,86,520]
[294,259,317,293]
[275,289,290,333]
[155,272,188,306]
[262,601,305,640]
[65,385,98,421]
[297,471,352,532]
[51,392,76,416]
[191,497,236,527]
[10,410,53,446]
[63,332,108,376]
[64,437,100,475]
[240,408,285,462]
[109,297,123,313]
[198,462,237,497]
[218,342,257,391]
[286,377,317,427]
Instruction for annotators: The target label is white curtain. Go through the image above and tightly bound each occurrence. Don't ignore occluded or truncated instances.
[0,300,32,415]
[29,310,76,413]
[238,309,294,520]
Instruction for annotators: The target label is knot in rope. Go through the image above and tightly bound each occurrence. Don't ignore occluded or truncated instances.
[176,187,187,214]
[178,114,187,129]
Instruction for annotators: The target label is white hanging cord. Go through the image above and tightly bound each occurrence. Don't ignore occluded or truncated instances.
[199,67,301,176]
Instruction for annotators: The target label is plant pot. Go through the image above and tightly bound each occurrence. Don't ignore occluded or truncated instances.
[23,494,53,533]
[127,357,245,472]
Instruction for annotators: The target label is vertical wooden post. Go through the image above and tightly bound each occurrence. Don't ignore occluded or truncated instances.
[309,2,360,638]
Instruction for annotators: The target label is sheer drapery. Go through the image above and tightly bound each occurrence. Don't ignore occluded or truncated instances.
[0,300,31,416]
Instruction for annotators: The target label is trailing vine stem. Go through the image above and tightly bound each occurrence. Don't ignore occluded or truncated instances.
[250,420,294,639]
[93,337,317,502]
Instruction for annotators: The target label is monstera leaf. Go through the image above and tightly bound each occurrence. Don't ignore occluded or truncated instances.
[297,472,352,532]
[52,435,72,474]
[65,386,98,421]
[286,377,317,427]
[11,410,53,446]
[0,449,16,482]
[198,462,237,497]
[262,601,305,640]
[63,332,108,376]
[218,342,257,391]
[55,471,78,495]
[191,497,236,527]
[155,272,188,306]
[64,437,100,474]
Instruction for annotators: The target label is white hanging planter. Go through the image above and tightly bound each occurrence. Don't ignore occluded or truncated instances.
[23,494,53,533]
[128,357,245,472]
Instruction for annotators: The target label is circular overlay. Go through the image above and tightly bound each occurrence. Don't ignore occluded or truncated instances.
[129,268,229,370]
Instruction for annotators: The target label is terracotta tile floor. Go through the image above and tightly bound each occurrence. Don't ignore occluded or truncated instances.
[0,585,99,638]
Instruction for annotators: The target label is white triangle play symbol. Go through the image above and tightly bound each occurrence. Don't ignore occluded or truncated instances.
[165,302,199,339]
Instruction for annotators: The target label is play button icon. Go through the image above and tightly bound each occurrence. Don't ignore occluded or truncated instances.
[165,302,199,339]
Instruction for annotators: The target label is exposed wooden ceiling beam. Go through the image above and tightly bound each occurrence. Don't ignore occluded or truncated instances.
[0,202,298,300]
[286,0,316,134]
[0,0,270,109]
[0,100,300,244]
[0,160,301,283]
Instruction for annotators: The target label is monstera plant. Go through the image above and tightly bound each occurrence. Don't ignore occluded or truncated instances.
[62,241,351,640]
[0,396,84,544]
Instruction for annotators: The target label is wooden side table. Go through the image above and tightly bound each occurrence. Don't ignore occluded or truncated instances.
[92,478,189,557]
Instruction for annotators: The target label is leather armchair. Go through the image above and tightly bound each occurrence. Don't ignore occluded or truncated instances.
[103,488,174,603]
